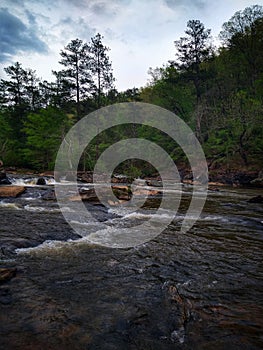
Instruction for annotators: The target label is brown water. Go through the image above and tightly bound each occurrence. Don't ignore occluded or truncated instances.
[0,178,262,349]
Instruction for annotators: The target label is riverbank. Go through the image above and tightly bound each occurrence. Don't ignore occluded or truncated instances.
[1,163,263,188]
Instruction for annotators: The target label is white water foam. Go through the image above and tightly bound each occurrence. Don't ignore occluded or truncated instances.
[123,211,175,221]
[24,205,61,213]
[0,201,22,210]
[10,177,56,186]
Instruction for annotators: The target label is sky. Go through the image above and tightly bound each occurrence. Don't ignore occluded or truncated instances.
[0,0,262,91]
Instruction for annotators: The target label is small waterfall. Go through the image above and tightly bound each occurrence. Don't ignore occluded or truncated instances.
[9,176,56,186]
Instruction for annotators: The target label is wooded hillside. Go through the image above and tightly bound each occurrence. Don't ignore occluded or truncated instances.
[0,5,262,175]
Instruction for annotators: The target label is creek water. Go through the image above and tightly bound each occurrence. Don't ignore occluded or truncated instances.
[0,176,262,350]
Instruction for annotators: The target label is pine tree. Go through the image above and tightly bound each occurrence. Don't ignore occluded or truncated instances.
[59,39,91,120]
[88,33,115,108]
[174,20,213,140]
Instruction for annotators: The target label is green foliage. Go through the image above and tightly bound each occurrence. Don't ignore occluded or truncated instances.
[23,107,71,170]
[0,9,262,172]
[140,64,195,121]
[0,109,12,163]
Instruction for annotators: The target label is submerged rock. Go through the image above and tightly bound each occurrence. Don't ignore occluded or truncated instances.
[41,189,56,201]
[0,268,17,283]
[0,186,25,197]
[248,195,263,203]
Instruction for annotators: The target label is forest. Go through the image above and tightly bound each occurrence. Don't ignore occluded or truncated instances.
[0,4,262,176]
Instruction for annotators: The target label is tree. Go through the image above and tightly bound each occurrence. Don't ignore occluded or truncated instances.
[220,5,263,44]
[59,39,91,120]
[24,69,41,111]
[1,62,34,152]
[88,33,115,108]
[2,62,28,109]
[23,107,71,170]
[142,64,194,120]
[220,5,263,90]
[0,109,12,163]
[174,20,214,140]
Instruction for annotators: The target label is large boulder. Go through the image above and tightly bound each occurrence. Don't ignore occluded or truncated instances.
[36,177,46,186]
[0,172,12,185]
[0,186,25,197]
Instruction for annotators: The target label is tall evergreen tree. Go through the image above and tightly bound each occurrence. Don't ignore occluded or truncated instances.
[24,68,40,111]
[59,39,91,120]
[88,33,115,108]
[2,62,28,109]
[174,20,213,140]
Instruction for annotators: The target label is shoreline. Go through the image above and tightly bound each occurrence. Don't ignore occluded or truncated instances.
[1,166,262,188]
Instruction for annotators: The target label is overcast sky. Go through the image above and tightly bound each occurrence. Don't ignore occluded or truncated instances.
[0,0,261,91]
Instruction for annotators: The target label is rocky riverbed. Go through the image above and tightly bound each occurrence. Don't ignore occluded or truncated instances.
[0,173,262,349]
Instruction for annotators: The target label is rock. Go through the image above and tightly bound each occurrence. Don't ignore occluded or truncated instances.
[209,170,259,187]
[247,195,263,203]
[208,182,224,187]
[78,172,93,183]
[209,187,220,192]
[132,188,160,196]
[232,172,256,186]
[111,174,133,184]
[41,189,56,201]
[132,178,147,186]
[250,171,263,187]
[70,188,100,204]
[146,179,162,187]
[39,171,54,177]
[107,199,127,206]
[0,186,25,197]
[112,185,131,200]
[36,177,46,185]
[0,172,12,185]
[0,268,17,283]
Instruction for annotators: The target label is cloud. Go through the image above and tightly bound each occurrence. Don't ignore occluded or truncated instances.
[0,7,48,63]
[164,0,206,9]
[51,16,96,44]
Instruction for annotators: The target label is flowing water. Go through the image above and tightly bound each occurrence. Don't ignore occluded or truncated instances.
[0,176,262,349]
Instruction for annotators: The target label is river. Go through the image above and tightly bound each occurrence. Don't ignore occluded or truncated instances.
[0,175,262,349]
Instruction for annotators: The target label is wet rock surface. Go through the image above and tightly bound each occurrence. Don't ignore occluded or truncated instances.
[0,172,12,185]
[0,268,17,283]
[36,177,46,186]
[248,195,263,203]
[0,186,25,197]
[250,171,263,187]
[0,176,262,349]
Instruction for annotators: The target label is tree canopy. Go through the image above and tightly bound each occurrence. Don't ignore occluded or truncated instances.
[0,7,262,173]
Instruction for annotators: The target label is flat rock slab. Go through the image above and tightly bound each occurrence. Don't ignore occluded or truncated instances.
[0,186,25,197]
